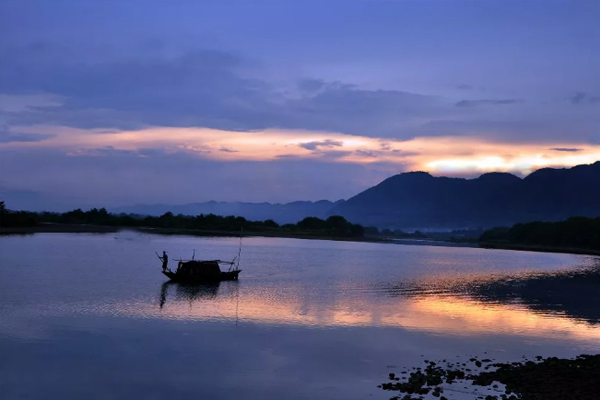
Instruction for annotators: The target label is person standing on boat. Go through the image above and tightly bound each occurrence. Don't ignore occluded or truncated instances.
[160,251,169,272]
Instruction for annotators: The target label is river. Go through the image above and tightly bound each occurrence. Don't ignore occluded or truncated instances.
[1,231,599,399]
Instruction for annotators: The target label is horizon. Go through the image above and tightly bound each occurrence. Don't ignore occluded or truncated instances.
[1,1,600,210]
[3,160,598,212]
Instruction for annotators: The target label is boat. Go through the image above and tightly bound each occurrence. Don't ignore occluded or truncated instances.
[162,259,241,282]
[158,234,243,283]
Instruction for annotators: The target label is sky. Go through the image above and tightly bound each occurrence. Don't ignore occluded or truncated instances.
[1,0,599,210]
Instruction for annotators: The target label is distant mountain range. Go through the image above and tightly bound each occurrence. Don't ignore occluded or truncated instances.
[330,161,600,229]
[111,200,345,225]
[6,161,600,230]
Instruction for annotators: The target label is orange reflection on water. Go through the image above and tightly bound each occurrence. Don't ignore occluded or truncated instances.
[119,285,600,344]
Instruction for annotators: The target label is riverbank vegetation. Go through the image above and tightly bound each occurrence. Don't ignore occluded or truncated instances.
[3,198,600,251]
[0,200,38,228]
[480,216,600,253]
[0,202,365,238]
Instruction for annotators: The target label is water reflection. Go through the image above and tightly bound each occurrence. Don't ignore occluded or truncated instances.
[470,266,600,325]
[130,265,600,345]
[382,263,600,325]
[159,281,224,308]
[4,234,600,400]
[2,233,599,344]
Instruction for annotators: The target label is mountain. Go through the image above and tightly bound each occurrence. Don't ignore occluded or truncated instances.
[111,200,345,224]
[329,161,600,229]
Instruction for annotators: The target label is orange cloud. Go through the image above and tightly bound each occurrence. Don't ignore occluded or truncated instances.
[3,124,600,175]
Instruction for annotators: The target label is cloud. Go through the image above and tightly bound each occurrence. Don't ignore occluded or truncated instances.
[305,150,354,160]
[0,43,447,139]
[570,92,600,105]
[298,139,343,151]
[66,146,140,157]
[455,99,518,108]
[456,84,473,90]
[0,126,54,143]
[354,149,377,158]
[4,127,600,209]
[2,41,599,149]
[219,147,238,153]
[549,147,582,152]
[571,92,586,105]
[297,79,326,92]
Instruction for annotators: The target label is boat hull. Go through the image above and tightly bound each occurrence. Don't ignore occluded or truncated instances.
[162,269,241,283]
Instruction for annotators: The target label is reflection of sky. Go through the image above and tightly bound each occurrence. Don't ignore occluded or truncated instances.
[2,233,600,399]
[1,233,599,346]
[118,283,600,346]
[1,1,600,206]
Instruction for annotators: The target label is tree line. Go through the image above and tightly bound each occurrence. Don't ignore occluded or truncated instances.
[480,216,600,251]
[0,201,364,238]
[0,200,38,227]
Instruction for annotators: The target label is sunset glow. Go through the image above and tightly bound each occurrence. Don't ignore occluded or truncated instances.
[3,125,599,177]
[3,3,600,399]
[1,0,599,206]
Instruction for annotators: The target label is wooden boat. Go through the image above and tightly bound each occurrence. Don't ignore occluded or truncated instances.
[159,234,243,283]
[162,259,241,283]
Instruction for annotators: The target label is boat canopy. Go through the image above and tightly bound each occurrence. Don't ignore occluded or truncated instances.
[177,260,221,278]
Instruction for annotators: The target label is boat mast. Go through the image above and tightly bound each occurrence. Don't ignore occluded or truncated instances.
[236,226,243,271]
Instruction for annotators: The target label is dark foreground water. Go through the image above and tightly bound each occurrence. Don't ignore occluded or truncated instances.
[1,232,599,400]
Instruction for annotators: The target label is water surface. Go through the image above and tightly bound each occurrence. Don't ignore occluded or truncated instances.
[1,232,599,399]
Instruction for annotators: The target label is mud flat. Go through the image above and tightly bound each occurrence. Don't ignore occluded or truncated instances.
[380,353,600,400]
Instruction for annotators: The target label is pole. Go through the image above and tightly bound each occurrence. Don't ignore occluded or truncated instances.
[236,226,243,271]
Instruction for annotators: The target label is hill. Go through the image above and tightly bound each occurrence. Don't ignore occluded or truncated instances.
[111,200,345,225]
[330,161,600,229]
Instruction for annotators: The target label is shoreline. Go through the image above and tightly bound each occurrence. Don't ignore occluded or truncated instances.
[479,241,600,257]
[0,223,387,244]
[2,224,599,257]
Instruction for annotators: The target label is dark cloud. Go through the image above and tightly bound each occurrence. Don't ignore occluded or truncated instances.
[0,126,54,143]
[219,147,239,153]
[67,146,140,157]
[549,147,582,152]
[409,119,542,139]
[354,149,377,158]
[570,92,600,105]
[313,150,353,159]
[456,84,473,90]
[275,154,305,160]
[297,79,326,92]
[1,41,598,150]
[298,139,343,151]
[0,43,446,138]
[455,99,518,108]
[570,92,586,105]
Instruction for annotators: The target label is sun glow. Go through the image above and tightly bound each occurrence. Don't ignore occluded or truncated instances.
[2,124,600,175]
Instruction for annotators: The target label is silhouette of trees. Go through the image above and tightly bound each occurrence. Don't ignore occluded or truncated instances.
[0,198,38,227]
[32,208,365,238]
[480,217,600,250]
[362,226,428,239]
